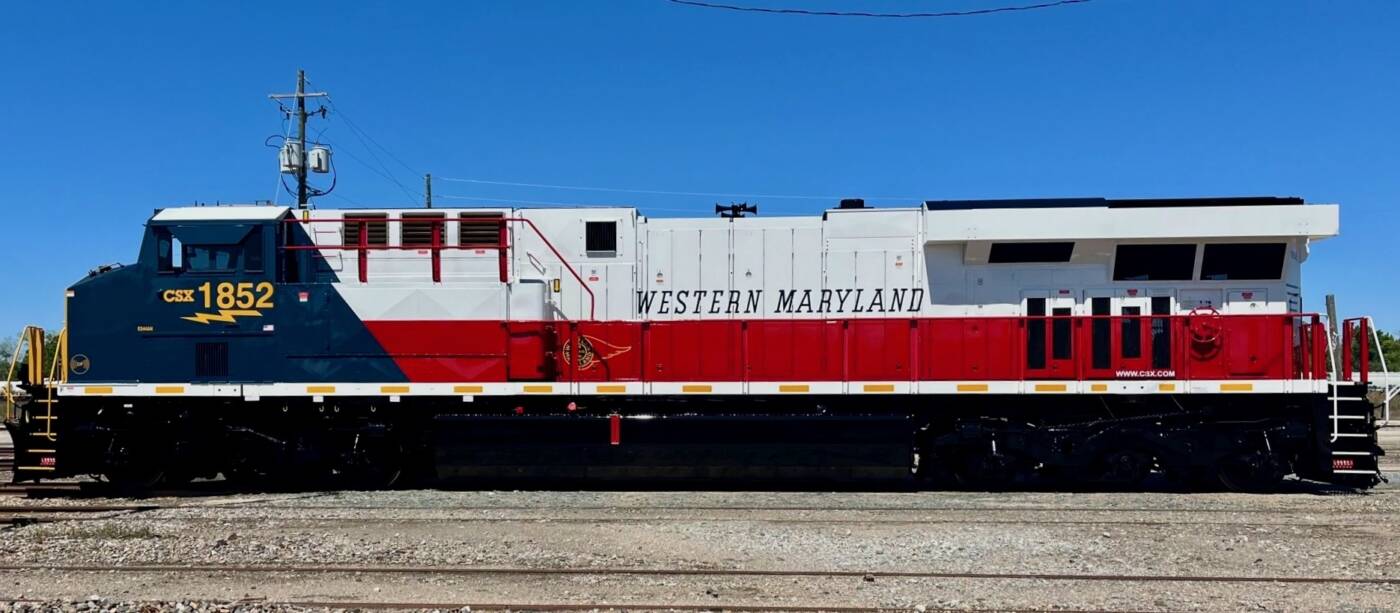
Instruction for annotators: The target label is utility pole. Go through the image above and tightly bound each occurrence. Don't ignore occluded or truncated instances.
[425,173,433,208]
[1326,294,1340,370]
[295,70,309,208]
[269,69,328,209]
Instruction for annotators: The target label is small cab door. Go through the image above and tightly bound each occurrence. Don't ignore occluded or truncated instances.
[1022,290,1075,379]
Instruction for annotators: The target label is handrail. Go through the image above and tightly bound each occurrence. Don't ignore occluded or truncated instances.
[1324,316,1341,443]
[2,329,29,423]
[1,325,65,425]
[47,327,67,385]
[1362,316,1392,426]
[280,216,597,320]
[34,327,67,441]
[507,217,597,320]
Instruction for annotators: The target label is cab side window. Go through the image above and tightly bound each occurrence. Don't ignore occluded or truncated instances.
[243,227,264,273]
[155,228,183,273]
[161,226,266,275]
[184,244,242,273]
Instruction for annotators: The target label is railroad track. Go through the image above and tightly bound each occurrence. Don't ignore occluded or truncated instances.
[0,503,162,527]
[0,599,1132,613]
[0,483,86,497]
[113,513,1391,529]
[244,601,1137,613]
[1,564,1396,586]
[270,502,1400,514]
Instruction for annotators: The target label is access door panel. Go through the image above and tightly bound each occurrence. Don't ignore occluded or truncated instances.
[1022,291,1075,379]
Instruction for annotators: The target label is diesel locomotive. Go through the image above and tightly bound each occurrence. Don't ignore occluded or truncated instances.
[3,196,1388,490]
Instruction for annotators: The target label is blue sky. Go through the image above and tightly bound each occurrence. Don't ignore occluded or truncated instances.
[1,0,1397,334]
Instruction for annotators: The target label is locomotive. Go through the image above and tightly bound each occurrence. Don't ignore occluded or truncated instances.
[3,196,1387,490]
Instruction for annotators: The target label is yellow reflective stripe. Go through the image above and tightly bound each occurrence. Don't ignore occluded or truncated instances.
[956,384,989,392]
[863,384,895,393]
[84,387,113,395]
[306,385,336,394]
[595,385,626,394]
[778,384,809,393]
[1090,383,1108,392]
[454,385,483,394]
[1034,383,1067,392]
[380,385,410,394]
[522,385,553,393]
[681,384,712,393]
[1221,383,1254,392]
[1158,383,1177,392]
[155,386,184,394]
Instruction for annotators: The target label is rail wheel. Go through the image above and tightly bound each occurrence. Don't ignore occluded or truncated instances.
[102,436,166,491]
[953,449,1031,490]
[1216,449,1285,493]
[1096,449,1154,487]
[332,431,404,490]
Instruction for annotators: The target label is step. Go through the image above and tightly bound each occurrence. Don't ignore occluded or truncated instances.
[1332,451,1374,456]
[1329,415,1368,420]
[1333,469,1380,475]
[1333,433,1371,438]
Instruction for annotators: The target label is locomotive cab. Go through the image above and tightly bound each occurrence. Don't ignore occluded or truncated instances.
[63,207,288,386]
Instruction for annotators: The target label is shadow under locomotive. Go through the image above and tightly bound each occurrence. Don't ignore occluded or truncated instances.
[11,387,1383,495]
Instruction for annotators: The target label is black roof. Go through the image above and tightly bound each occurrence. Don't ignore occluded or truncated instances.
[923,197,1304,211]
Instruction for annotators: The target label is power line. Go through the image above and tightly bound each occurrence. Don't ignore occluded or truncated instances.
[323,119,422,203]
[302,84,423,203]
[667,0,1092,18]
[437,176,923,202]
[325,190,367,207]
[324,138,423,203]
[323,92,423,177]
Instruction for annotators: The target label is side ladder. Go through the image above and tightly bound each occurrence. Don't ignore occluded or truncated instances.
[1325,317,1392,485]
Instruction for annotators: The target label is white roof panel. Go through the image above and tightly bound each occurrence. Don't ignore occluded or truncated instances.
[923,204,1339,243]
[152,205,291,222]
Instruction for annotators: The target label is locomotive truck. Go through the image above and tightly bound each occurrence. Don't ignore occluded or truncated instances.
[2,196,1389,490]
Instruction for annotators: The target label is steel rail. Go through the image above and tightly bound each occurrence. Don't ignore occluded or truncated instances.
[2,564,1397,585]
[0,600,1136,613]
[95,514,1387,529]
[0,504,162,513]
[250,502,1400,514]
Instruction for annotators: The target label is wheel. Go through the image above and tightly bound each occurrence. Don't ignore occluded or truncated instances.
[953,450,1030,490]
[102,435,166,492]
[1216,450,1285,493]
[1096,450,1153,487]
[332,431,404,490]
[102,467,166,491]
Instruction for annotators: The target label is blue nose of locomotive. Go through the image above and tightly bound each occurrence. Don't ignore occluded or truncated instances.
[65,207,285,384]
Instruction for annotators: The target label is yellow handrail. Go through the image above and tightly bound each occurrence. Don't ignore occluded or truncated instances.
[47,327,67,385]
[3,326,42,423]
[2,331,28,422]
[35,327,66,441]
[2,325,64,424]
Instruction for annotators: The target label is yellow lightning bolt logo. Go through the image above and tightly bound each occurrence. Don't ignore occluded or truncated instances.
[181,309,263,325]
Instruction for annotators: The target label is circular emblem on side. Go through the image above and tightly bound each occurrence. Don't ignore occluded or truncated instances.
[69,354,90,375]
